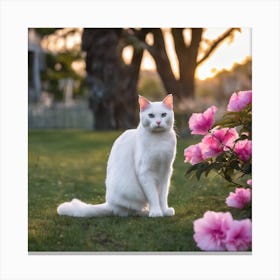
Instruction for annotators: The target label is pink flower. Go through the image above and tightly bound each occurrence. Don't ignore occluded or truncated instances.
[184,143,204,165]
[234,139,252,161]
[201,128,239,159]
[201,134,224,158]
[212,128,239,149]
[189,106,217,135]
[227,90,252,112]
[225,219,252,251]
[226,188,251,209]
[247,179,252,186]
[194,211,252,251]
[193,211,233,251]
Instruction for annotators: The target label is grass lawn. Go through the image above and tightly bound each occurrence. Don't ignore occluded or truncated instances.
[28,130,241,252]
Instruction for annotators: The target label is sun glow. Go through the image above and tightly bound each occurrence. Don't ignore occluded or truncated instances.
[137,28,251,81]
[196,28,251,80]
[41,28,82,52]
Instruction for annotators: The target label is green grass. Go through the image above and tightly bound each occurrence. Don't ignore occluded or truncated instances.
[28,130,238,252]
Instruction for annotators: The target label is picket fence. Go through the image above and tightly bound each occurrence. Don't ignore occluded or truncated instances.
[28,101,93,129]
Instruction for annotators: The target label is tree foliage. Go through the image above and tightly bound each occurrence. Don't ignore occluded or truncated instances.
[35,28,61,37]
[41,51,84,100]
[36,28,85,100]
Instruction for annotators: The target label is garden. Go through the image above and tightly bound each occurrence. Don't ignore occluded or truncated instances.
[28,90,252,252]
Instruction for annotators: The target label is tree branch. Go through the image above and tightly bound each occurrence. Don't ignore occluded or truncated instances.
[127,29,148,83]
[171,28,188,80]
[122,28,153,54]
[148,29,181,96]
[171,28,187,51]
[196,28,241,66]
[189,28,203,61]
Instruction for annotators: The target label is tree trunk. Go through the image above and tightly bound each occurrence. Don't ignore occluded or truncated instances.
[171,28,203,99]
[82,28,144,130]
[142,28,196,101]
[146,29,183,100]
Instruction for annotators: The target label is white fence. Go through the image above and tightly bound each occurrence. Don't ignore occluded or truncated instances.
[28,101,93,129]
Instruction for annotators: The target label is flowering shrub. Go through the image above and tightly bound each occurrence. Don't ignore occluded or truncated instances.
[184,90,252,251]
[185,90,252,184]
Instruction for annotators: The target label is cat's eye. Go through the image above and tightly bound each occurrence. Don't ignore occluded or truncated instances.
[148,113,155,118]
[161,113,167,117]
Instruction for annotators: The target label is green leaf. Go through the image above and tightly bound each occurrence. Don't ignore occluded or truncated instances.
[225,168,234,177]
[235,134,249,142]
[216,153,228,163]
[195,162,210,181]
[229,160,242,171]
[204,168,212,178]
[185,164,198,176]
[241,161,252,174]
[196,166,206,180]
[224,173,233,182]
[211,162,224,170]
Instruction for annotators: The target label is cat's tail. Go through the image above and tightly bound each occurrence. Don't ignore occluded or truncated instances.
[57,198,113,217]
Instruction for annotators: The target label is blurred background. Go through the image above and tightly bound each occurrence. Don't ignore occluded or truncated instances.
[28,28,251,134]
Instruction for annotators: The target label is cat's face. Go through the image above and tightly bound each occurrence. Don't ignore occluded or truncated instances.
[139,94,174,132]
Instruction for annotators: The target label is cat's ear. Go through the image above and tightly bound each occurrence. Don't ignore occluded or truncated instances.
[138,95,150,111]
[163,94,173,110]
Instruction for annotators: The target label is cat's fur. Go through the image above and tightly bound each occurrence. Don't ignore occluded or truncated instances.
[57,94,177,217]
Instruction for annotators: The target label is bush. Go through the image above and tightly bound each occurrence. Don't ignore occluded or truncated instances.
[184,90,252,251]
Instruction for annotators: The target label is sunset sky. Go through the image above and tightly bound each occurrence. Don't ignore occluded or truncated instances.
[136,28,251,80]
[193,28,251,80]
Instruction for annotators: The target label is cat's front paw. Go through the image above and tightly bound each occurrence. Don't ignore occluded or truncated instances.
[163,207,175,216]
[149,209,163,217]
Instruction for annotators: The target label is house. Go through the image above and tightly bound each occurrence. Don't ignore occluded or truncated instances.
[28,28,45,103]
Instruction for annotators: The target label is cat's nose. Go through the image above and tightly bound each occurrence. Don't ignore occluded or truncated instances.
[156,120,161,125]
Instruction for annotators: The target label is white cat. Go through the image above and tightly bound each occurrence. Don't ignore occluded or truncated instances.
[57,94,177,218]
